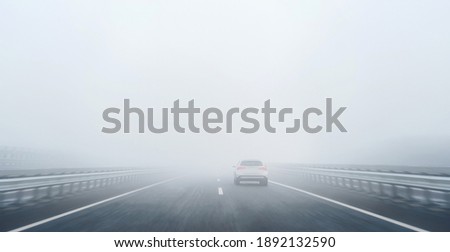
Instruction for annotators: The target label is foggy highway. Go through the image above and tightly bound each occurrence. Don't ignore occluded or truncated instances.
[2,167,448,232]
[1,2,450,249]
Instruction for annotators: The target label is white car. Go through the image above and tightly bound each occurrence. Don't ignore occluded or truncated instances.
[233,160,268,186]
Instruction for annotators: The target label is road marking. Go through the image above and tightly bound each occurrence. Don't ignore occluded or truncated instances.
[9,176,181,232]
[217,178,221,182]
[269,180,429,232]
[218,187,223,195]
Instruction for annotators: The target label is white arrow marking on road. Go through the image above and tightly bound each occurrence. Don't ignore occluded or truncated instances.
[218,187,223,195]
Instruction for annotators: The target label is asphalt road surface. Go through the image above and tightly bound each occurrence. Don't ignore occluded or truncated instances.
[1,168,449,232]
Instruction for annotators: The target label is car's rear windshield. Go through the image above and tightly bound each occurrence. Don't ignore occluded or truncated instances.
[241,160,263,166]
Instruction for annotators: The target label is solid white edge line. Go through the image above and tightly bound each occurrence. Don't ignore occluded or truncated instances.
[269,180,429,232]
[218,187,224,195]
[9,176,181,232]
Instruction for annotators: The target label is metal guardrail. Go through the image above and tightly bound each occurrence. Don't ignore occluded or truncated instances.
[0,170,149,208]
[278,166,450,209]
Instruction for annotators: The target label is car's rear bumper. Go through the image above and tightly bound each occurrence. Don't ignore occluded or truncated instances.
[235,171,268,177]
[235,175,267,181]
[235,170,268,181]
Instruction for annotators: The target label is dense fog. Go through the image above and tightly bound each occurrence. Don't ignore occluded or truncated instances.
[1,0,449,168]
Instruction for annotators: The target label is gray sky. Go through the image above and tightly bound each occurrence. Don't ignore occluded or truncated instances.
[1,0,449,168]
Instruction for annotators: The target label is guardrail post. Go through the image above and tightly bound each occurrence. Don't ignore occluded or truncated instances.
[69,183,74,194]
[406,187,413,201]
[424,189,432,205]
[16,190,23,204]
[59,184,64,197]
[391,184,398,199]
[446,192,450,209]
[379,183,384,197]
[45,186,51,199]
[356,180,362,191]
[361,180,367,192]
[32,188,38,201]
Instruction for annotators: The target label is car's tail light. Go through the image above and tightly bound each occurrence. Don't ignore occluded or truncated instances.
[237,166,245,170]
[259,166,267,171]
